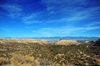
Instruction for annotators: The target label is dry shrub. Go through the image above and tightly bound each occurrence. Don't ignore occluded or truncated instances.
[0,57,8,65]
[9,53,38,66]
[96,59,100,65]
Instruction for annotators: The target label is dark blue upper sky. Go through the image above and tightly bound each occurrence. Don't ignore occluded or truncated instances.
[0,0,100,37]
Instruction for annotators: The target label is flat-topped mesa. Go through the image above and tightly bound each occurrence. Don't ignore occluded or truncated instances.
[0,38,48,44]
[85,41,89,43]
[55,39,79,45]
[33,40,48,44]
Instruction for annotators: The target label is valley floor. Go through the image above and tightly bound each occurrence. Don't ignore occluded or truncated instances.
[0,42,100,66]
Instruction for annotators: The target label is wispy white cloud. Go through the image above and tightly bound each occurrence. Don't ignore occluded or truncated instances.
[0,28,11,32]
[32,31,36,32]
[41,0,86,12]
[80,22,100,32]
[22,13,42,24]
[0,5,22,12]
[41,0,100,20]
[25,27,33,29]
[0,4,22,18]
[22,10,88,24]
[41,0,88,5]
[24,21,42,24]
[45,13,88,23]
[8,13,22,18]
[86,26,100,30]
[40,0,100,26]
[22,13,36,21]
[86,22,100,27]
[32,25,100,36]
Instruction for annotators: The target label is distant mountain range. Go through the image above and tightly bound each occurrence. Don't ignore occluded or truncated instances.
[32,37,100,40]
[1,36,100,40]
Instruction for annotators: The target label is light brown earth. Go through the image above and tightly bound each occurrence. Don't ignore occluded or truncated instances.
[55,39,79,45]
[0,38,48,44]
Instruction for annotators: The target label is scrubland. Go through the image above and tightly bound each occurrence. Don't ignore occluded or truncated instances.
[0,41,100,66]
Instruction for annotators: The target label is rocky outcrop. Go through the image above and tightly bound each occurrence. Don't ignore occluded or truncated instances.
[55,39,79,45]
[0,38,48,44]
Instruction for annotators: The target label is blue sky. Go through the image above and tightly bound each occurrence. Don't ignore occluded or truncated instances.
[0,0,100,37]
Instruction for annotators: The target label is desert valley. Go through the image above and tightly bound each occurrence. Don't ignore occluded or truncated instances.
[0,38,100,66]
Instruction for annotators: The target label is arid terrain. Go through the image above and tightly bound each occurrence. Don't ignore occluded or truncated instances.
[0,38,100,66]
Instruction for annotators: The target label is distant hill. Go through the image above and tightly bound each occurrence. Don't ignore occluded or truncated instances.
[0,38,48,44]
